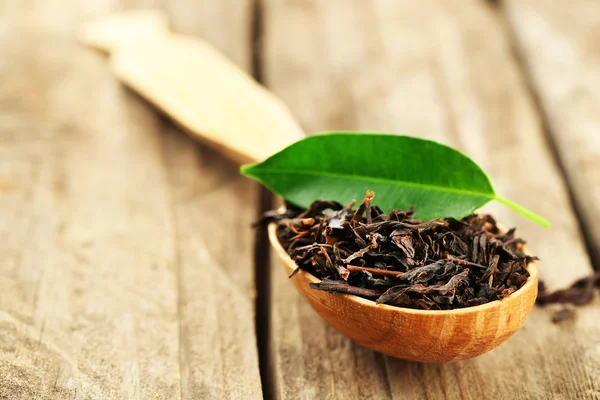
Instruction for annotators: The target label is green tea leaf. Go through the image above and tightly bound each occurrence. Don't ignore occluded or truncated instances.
[241,132,549,227]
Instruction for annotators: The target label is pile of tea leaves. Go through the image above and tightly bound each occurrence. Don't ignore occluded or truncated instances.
[271,192,536,310]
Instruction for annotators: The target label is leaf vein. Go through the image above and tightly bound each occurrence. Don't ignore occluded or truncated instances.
[249,167,495,199]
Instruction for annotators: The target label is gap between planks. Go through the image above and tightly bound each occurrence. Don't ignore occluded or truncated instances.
[254,188,275,400]
[251,0,278,399]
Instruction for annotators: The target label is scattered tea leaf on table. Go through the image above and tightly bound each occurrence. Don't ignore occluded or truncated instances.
[241,132,549,226]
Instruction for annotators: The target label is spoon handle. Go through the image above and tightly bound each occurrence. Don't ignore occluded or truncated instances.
[79,10,305,164]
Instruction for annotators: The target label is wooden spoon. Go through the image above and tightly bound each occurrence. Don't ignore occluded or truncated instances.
[79,10,304,164]
[81,11,538,362]
[269,224,538,362]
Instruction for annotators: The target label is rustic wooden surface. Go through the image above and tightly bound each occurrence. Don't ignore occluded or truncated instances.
[0,1,262,399]
[0,32,180,399]
[264,0,600,398]
[1,0,600,399]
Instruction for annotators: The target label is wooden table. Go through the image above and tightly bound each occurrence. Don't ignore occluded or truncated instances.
[1,0,599,398]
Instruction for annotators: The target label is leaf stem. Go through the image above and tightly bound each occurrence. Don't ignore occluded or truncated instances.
[495,195,550,228]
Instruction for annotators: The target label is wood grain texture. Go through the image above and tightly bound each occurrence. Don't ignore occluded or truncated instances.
[161,3,263,397]
[0,1,263,398]
[0,31,180,399]
[164,127,262,399]
[166,0,253,70]
[503,0,600,267]
[262,0,600,398]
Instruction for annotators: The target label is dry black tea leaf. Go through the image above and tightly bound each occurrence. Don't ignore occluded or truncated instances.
[536,273,599,322]
[270,191,536,311]
[537,273,600,306]
[551,308,576,324]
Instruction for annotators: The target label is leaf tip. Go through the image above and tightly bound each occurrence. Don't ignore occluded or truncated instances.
[495,195,551,228]
[538,217,551,229]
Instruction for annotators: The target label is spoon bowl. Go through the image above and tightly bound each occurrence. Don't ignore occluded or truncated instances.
[268,223,538,362]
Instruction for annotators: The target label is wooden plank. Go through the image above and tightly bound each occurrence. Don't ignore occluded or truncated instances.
[503,0,600,266]
[0,1,263,398]
[0,30,180,399]
[157,3,262,397]
[262,0,600,398]
[162,3,262,397]
[165,0,253,69]
[163,127,263,399]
